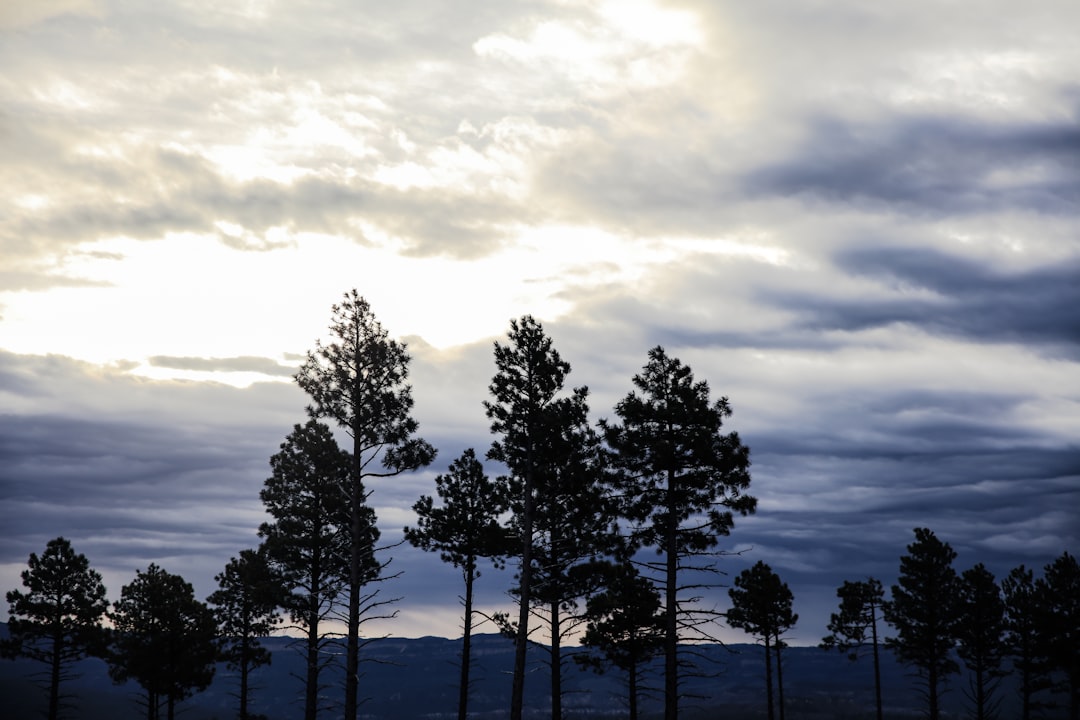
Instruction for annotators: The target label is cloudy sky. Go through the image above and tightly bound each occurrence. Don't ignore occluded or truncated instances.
[2,0,1078,647]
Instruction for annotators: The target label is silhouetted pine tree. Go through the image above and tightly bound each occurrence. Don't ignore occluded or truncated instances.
[207,547,284,720]
[1002,564,1052,720]
[295,289,436,720]
[108,564,217,720]
[602,346,756,720]
[259,419,355,720]
[2,537,109,720]
[883,528,961,720]
[484,315,575,720]
[404,448,511,720]
[576,558,666,720]
[526,385,617,720]
[821,577,887,720]
[956,563,1007,720]
[728,561,797,720]
[1036,551,1080,720]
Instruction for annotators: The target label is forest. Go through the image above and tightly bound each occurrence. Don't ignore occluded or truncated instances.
[4,290,1078,720]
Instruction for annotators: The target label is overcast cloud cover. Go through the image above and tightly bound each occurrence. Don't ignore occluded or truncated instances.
[1,0,1078,645]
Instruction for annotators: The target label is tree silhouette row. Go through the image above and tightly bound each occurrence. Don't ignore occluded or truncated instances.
[4,290,1075,720]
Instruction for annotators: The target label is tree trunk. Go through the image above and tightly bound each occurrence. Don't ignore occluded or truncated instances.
[871,601,883,720]
[459,564,475,720]
[551,598,561,720]
[49,613,61,720]
[345,426,363,720]
[764,633,774,720]
[775,636,785,720]
[928,663,939,720]
[629,661,639,720]
[305,589,319,720]
[664,468,679,720]
[975,666,986,720]
[240,630,250,720]
[510,464,534,720]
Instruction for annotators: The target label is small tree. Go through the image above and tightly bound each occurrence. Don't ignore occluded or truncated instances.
[108,564,218,720]
[295,289,436,720]
[727,561,797,720]
[955,563,1006,720]
[1036,551,1080,720]
[820,578,887,720]
[1002,564,1052,720]
[883,528,961,720]
[603,346,756,720]
[2,537,109,720]
[404,448,511,720]
[207,547,285,720]
[575,559,665,720]
[259,419,355,720]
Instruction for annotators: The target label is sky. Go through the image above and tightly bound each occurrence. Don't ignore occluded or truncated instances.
[1,0,1078,648]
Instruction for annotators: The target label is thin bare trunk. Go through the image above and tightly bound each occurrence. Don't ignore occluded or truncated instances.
[459,565,474,720]
[664,467,678,720]
[510,465,533,720]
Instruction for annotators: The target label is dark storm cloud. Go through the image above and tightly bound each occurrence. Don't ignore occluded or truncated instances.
[782,246,1080,354]
[0,351,312,597]
[747,113,1080,215]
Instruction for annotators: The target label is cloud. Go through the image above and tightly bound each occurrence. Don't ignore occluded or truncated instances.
[778,246,1080,356]
[149,354,297,377]
[2,0,1078,647]
[0,0,100,29]
[746,113,1080,216]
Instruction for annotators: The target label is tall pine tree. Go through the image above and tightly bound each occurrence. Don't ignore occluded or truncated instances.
[259,419,355,720]
[603,346,755,720]
[883,528,961,720]
[1036,551,1080,720]
[525,385,616,720]
[484,315,574,720]
[820,578,887,720]
[295,290,436,720]
[1002,564,1051,720]
[955,563,1006,720]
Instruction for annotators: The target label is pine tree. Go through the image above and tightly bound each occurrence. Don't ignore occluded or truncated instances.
[955,563,1006,720]
[484,315,575,720]
[603,346,755,720]
[295,289,436,720]
[1002,564,1051,720]
[820,578,886,720]
[2,537,109,720]
[258,419,355,720]
[1036,551,1080,720]
[108,564,218,720]
[404,448,511,720]
[883,528,961,720]
[575,559,665,720]
[525,385,616,720]
[728,561,797,720]
[207,547,284,720]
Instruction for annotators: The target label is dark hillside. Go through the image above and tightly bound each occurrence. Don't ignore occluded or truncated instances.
[0,624,1063,719]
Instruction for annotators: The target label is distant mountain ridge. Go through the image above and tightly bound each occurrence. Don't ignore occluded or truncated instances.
[0,624,1047,719]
